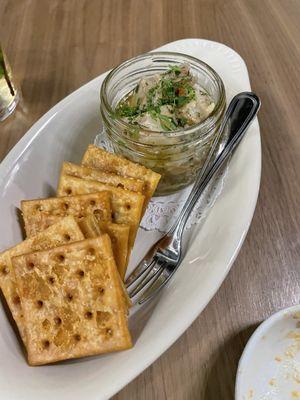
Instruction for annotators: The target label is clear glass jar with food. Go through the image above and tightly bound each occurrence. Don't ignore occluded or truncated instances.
[100,52,226,196]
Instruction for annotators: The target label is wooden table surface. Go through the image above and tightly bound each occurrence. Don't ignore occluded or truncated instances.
[0,0,299,398]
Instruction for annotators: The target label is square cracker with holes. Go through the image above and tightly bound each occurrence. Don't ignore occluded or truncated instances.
[59,161,145,193]
[79,215,132,308]
[82,145,161,212]
[21,192,112,237]
[12,236,132,365]
[0,216,85,343]
[79,215,129,279]
[57,175,144,251]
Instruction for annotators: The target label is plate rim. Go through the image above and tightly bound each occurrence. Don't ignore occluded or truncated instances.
[0,38,250,181]
[235,304,300,400]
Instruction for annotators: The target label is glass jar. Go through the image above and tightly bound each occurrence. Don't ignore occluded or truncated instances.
[100,52,226,196]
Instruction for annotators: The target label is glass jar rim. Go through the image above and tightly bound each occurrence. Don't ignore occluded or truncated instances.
[100,51,226,140]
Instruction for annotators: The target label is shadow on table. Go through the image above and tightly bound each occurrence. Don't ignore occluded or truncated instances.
[203,323,259,399]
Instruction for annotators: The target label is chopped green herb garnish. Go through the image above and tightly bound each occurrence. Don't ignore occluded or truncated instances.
[157,114,177,131]
[116,104,138,118]
[167,65,182,75]
[115,63,214,132]
[178,116,188,127]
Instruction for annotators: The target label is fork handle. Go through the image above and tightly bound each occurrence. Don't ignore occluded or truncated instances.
[168,92,261,250]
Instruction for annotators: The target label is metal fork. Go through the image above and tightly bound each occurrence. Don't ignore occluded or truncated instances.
[126,92,261,304]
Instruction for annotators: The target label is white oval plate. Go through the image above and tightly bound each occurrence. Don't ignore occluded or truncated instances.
[0,39,261,400]
[236,305,300,400]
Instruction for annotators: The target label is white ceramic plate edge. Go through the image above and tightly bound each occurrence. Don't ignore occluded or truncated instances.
[0,39,261,399]
[235,304,300,400]
[97,40,262,398]
[0,38,253,182]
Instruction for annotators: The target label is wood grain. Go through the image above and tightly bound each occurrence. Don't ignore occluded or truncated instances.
[0,0,300,398]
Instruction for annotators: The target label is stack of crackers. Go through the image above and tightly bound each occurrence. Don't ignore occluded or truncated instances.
[0,145,160,365]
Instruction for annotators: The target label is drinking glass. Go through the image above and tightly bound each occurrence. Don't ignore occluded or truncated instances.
[0,46,20,121]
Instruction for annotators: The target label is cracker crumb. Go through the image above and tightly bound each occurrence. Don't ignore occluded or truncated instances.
[269,378,276,386]
[294,375,300,384]
[275,356,282,362]
[285,343,299,359]
[287,331,300,340]
[285,349,295,358]
[291,391,300,398]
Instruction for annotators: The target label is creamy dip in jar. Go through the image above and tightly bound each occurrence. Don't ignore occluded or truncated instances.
[116,64,215,132]
[100,52,226,195]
